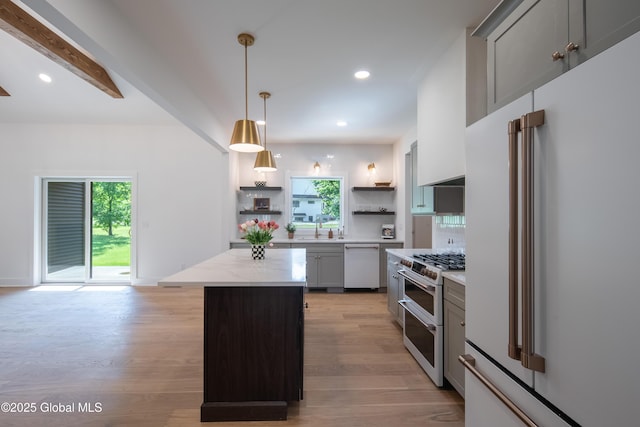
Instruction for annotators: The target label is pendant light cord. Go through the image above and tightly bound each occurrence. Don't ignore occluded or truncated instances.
[263,94,267,149]
[244,41,248,120]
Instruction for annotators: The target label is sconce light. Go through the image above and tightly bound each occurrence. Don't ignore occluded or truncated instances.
[313,161,321,172]
[367,162,376,173]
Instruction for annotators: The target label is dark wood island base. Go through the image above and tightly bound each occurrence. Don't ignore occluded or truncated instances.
[201,401,288,422]
[201,286,304,422]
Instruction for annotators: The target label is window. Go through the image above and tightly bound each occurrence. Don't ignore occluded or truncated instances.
[289,176,343,231]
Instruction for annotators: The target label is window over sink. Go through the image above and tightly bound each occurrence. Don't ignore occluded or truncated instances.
[288,176,344,233]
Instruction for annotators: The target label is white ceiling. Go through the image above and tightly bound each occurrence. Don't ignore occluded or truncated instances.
[0,0,501,150]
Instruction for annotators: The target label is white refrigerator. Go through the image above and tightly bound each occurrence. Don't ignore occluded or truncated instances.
[464,31,640,426]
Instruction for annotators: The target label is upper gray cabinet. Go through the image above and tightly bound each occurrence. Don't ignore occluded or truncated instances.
[572,1,640,64]
[478,0,640,112]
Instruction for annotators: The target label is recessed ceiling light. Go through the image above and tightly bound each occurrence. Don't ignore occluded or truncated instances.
[38,73,52,83]
[354,70,370,79]
[336,120,347,127]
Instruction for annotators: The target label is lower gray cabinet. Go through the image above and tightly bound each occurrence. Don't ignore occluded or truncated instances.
[443,277,465,397]
[292,243,343,288]
[380,243,403,288]
[386,253,403,325]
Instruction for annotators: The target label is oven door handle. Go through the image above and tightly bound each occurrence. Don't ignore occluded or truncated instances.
[398,300,437,332]
[397,270,436,294]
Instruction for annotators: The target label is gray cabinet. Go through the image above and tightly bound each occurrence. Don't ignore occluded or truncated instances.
[571,1,640,65]
[292,243,343,289]
[386,253,403,325]
[483,0,640,112]
[379,243,403,289]
[443,277,465,397]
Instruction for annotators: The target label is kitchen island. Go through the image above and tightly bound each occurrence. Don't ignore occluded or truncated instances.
[158,248,307,422]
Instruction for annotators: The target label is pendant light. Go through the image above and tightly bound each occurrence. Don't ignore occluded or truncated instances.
[254,91,277,172]
[229,33,263,152]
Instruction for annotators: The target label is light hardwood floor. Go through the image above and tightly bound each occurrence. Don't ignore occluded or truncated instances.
[0,287,463,427]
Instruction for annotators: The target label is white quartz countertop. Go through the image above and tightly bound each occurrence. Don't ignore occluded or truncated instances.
[442,271,466,286]
[158,248,307,287]
[386,248,464,257]
[231,238,404,244]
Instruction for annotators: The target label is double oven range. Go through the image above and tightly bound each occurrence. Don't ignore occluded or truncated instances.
[398,252,465,386]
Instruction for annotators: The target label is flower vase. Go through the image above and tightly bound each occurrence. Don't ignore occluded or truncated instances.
[251,244,266,260]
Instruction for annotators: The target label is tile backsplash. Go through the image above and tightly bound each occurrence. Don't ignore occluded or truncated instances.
[432,215,465,251]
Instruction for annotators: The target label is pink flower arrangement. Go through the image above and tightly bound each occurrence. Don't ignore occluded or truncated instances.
[238,219,279,245]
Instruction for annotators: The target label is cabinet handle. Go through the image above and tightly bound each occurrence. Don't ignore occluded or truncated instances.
[417,204,425,207]
[460,321,465,327]
[565,42,579,53]
[459,355,539,427]
[551,51,565,61]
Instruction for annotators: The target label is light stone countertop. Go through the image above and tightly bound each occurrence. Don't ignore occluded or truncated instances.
[158,248,307,287]
[230,238,404,245]
[385,248,464,258]
[442,271,466,286]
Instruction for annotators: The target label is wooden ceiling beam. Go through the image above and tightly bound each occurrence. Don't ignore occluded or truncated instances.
[0,85,9,96]
[0,0,123,98]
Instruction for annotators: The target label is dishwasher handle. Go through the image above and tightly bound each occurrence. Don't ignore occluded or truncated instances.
[344,244,379,250]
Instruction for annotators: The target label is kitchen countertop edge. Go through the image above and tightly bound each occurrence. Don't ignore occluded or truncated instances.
[231,238,405,245]
[442,271,466,286]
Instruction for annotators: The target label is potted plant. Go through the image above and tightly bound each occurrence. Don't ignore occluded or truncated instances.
[285,222,296,239]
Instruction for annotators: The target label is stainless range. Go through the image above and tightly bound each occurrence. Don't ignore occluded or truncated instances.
[398,252,465,387]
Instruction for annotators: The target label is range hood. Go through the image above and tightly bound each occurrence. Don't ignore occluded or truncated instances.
[431,176,465,186]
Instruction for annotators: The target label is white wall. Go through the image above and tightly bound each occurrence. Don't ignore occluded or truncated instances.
[235,143,399,240]
[0,123,228,285]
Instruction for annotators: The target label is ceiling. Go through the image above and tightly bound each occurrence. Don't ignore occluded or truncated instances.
[0,0,501,151]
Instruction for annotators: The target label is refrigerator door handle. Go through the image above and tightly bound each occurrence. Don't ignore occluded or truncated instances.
[520,110,546,373]
[459,354,540,427]
[507,118,521,361]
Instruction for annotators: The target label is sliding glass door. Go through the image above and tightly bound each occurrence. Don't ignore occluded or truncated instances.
[43,178,132,283]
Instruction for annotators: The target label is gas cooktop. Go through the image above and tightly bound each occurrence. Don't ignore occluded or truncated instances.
[412,253,466,271]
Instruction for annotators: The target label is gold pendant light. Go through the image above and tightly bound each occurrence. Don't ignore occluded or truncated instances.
[229,33,263,152]
[254,91,277,172]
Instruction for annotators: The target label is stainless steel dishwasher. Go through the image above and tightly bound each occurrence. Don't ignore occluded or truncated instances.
[343,243,379,289]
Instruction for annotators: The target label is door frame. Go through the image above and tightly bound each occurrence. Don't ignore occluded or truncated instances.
[37,175,137,284]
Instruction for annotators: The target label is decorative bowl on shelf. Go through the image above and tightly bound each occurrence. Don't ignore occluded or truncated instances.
[374,181,391,187]
[254,181,266,187]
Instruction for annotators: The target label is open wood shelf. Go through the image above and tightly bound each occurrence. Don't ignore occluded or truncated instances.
[239,210,282,215]
[352,186,395,191]
[239,186,282,191]
[352,211,396,215]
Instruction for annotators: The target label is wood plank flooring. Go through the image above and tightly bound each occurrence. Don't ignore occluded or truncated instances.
[0,287,463,427]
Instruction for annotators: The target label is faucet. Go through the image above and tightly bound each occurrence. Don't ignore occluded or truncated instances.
[315,223,319,239]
